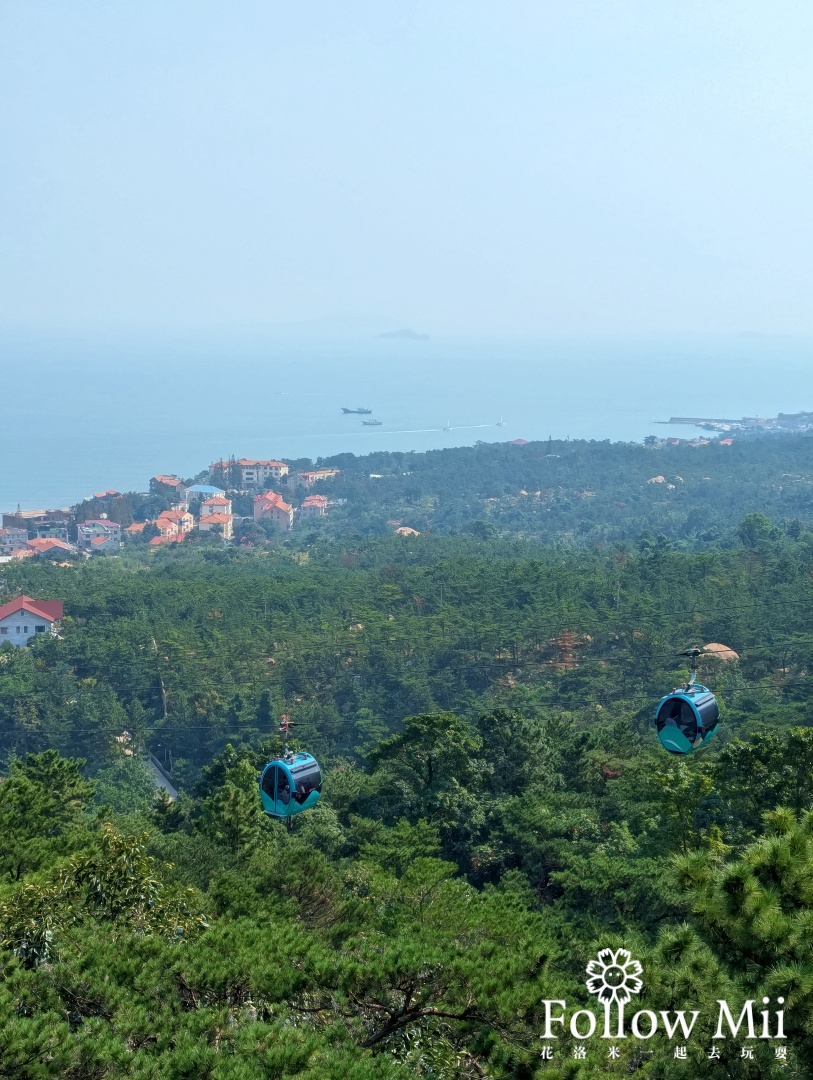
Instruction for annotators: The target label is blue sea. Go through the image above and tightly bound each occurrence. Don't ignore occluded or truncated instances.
[2,329,813,511]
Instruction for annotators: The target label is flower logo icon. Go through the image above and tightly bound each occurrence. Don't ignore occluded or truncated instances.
[586,948,643,1038]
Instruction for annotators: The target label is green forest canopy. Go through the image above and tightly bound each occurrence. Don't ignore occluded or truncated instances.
[2,437,813,1076]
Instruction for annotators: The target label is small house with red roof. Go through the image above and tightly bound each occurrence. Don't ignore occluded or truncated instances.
[90,534,119,554]
[254,491,294,531]
[0,595,63,646]
[149,533,186,547]
[26,538,74,557]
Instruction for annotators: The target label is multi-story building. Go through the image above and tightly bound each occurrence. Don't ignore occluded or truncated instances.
[287,469,340,489]
[35,525,70,542]
[179,483,226,504]
[299,494,329,519]
[155,510,194,536]
[200,495,232,517]
[2,508,71,531]
[0,527,28,554]
[150,475,184,498]
[198,513,234,540]
[76,519,122,552]
[209,459,289,489]
[198,495,234,540]
[254,491,294,531]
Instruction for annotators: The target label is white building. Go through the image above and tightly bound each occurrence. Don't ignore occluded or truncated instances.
[0,527,28,554]
[77,519,122,552]
[200,496,232,516]
[0,595,63,646]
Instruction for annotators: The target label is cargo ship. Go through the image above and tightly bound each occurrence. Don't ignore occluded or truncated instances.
[342,407,372,414]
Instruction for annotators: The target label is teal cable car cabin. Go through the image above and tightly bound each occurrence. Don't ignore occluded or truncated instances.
[655,685,719,755]
[260,753,322,818]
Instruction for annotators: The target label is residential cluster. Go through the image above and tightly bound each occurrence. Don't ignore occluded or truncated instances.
[0,457,340,562]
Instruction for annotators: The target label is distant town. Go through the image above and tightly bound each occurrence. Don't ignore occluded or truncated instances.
[2,410,812,564]
[659,410,813,435]
[0,458,340,562]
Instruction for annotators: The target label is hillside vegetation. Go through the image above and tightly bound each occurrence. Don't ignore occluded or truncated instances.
[2,438,813,1076]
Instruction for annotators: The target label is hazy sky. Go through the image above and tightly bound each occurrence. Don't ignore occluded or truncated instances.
[2,1,812,335]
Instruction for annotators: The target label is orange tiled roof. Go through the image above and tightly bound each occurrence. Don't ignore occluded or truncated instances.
[255,492,292,512]
[199,513,232,525]
[27,538,72,553]
[202,496,230,506]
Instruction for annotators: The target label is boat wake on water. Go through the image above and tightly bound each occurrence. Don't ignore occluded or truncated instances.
[316,423,499,437]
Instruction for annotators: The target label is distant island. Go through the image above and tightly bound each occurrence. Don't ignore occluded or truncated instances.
[377,328,430,340]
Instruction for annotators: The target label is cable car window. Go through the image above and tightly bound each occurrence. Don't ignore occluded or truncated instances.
[277,770,291,805]
[291,762,322,803]
[261,765,278,800]
[694,693,719,728]
[657,698,698,741]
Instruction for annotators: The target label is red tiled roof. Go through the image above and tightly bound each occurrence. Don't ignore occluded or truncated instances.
[202,496,230,505]
[255,492,292,512]
[510,439,529,446]
[303,495,328,506]
[125,522,146,533]
[149,534,185,546]
[199,513,232,525]
[106,489,120,495]
[0,595,63,622]
[91,535,117,546]
[152,475,182,486]
[27,538,72,553]
[10,549,35,559]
